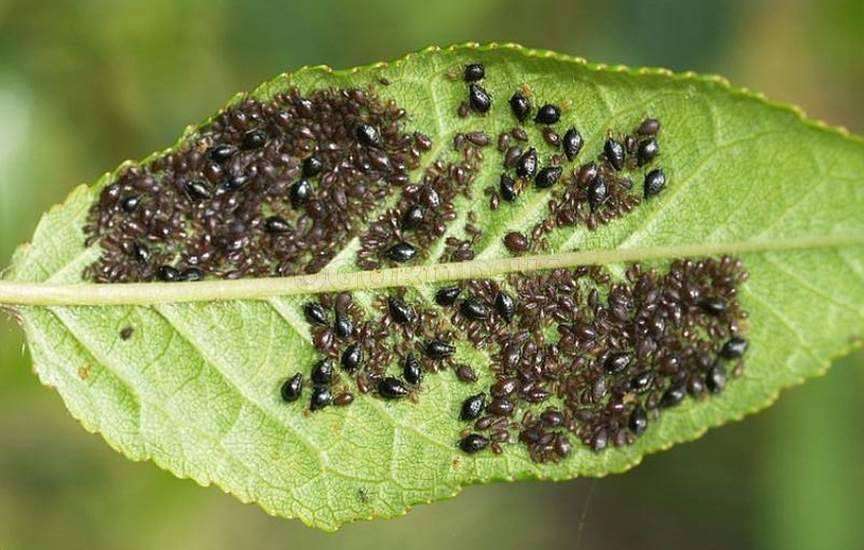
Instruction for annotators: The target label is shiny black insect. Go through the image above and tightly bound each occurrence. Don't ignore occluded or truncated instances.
[157,265,180,282]
[242,129,267,149]
[303,302,328,326]
[264,216,291,233]
[720,337,748,359]
[356,123,381,147]
[281,373,303,402]
[629,405,648,435]
[644,168,666,198]
[378,377,409,399]
[435,286,462,306]
[637,138,659,166]
[208,144,237,162]
[341,344,363,372]
[468,84,492,113]
[386,242,417,262]
[515,147,538,179]
[604,352,632,374]
[290,179,313,208]
[403,353,423,385]
[534,104,560,124]
[310,386,332,411]
[660,384,687,408]
[588,175,608,210]
[184,180,212,201]
[638,118,661,135]
[460,394,486,421]
[311,359,335,385]
[460,297,490,320]
[494,292,515,323]
[425,339,455,359]
[180,268,204,282]
[535,166,562,189]
[706,363,727,393]
[223,175,248,192]
[388,297,416,324]
[499,174,518,201]
[603,138,625,170]
[509,92,531,121]
[463,63,485,82]
[401,204,425,230]
[699,297,727,315]
[334,314,353,339]
[119,326,134,340]
[562,128,583,161]
[459,434,489,454]
[302,156,324,177]
[120,196,140,213]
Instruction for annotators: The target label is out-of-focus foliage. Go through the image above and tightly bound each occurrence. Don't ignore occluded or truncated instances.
[0,0,862,548]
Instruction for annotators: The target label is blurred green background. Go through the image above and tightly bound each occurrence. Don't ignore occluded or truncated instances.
[1,1,862,548]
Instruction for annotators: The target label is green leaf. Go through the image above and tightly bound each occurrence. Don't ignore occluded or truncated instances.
[2,43,863,530]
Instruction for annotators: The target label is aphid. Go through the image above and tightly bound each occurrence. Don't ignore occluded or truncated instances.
[487,397,514,417]
[534,165,562,189]
[534,104,560,124]
[242,129,267,149]
[120,196,140,213]
[699,297,727,315]
[588,175,609,210]
[425,339,455,359]
[515,147,538,179]
[603,138,625,170]
[341,343,363,371]
[494,291,515,323]
[455,364,477,383]
[463,63,485,82]
[637,118,661,135]
[290,179,313,208]
[503,231,529,253]
[184,180,212,200]
[119,326,134,340]
[356,123,381,147]
[542,127,560,147]
[461,394,486,421]
[720,337,748,359]
[334,314,353,339]
[303,302,328,326]
[386,242,418,263]
[388,297,416,324]
[509,92,531,121]
[637,138,659,166]
[311,359,335,385]
[435,286,462,306]
[223,175,249,191]
[629,405,648,435]
[644,168,666,198]
[310,386,333,411]
[459,433,490,454]
[264,216,291,233]
[460,297,490,320]
[180,268,204,282]
[378,377,409,399]
[157,265,180,282]
[468,83,492,113]
[403,353,423,385]
[465,131,490,147]
[499,174,518,202]
[302,155,324,177]
[208,144,237,162]
[629,371,653,393]
[555,129,581,161]
[334,392,354,406]
[706,363,727,393]
[604,352,632,374]
[281,373,304,402]
[401,204,425,230]
[660,384,687,408]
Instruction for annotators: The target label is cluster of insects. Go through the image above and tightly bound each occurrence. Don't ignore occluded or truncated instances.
[84,87,433,281]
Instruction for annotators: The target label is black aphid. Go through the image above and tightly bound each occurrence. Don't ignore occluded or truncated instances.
[603,138,625,170]
[637,138,659,166]
[460,297,490,320]
[503,231,529,254]
[468,84,492,113]
[425,339,455,359]
[132,243,150,264]
[644,168,666,198]
[461,394,486,421]
[356,123,381,147]
[303,302,328,326]
[378,377,409,399]
[180,268,204,282]
[535,165,563,189]
[509,92,531,121]
[281,373,304,402]
[629,371,653,393]
[242,129,267,149]
[604,352,632,374]
[487,398,514,416]
[208,144,237,162]
[184,180,212,200]
[720,337,748,359]
[290,179,313,208]
[341,343,363,372]
[494,292,515,323]
[699,297,727,316]
[388,297,416,324]
[264,216,291,234]
[311,359,335,385]
[706,363,727,393]
[403,353,423,385]
[401,204,425,230]
[515,147,538,179]
[157,265,180,282]
[435,286,462,306]
[459,433,490,454]
[562,128,583,161]
[334,314,353,339]
[120,196,140,213]
[302,155,324,177]
[660,384,687,408]
[629,405,648,435]
[637,118,661,135]
[588,175,608,210]
[464,63,485,82]
[499,174,518,201]
[119,326,134,340]
[534,104,560,124]
[310,386,332,411]
[386,242,417,262]
[223,175,248,192]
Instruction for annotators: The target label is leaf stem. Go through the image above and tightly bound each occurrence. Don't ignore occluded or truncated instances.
[0,235,861,306]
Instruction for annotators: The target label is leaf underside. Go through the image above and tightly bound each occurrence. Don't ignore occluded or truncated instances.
[5,43,864,530]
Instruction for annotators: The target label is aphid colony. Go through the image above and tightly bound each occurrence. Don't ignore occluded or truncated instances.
[83,87,433,282]
[282,255,750,462]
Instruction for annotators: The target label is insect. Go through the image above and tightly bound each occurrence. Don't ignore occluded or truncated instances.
[435,286,462,306]
[509,92,531,121]
[534,104,560,124]
[378,377,410,399]
[468,84,492,113]
[644,168,666,198]
[534,166,562,189]
[341,344,363,372]
[463,63,485,82]
[386,242,418,263]
[460,394,486,421]
[603,138,625,170]
[281,373,304,402]
[303,303,328,326]
[562,128,583,160]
